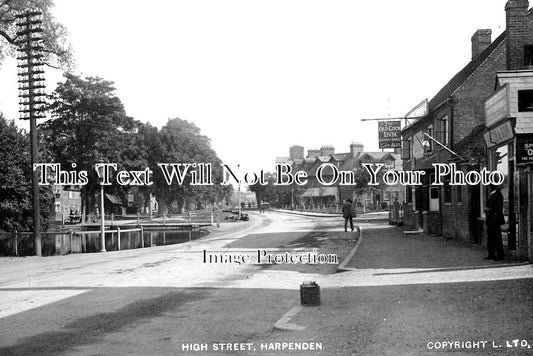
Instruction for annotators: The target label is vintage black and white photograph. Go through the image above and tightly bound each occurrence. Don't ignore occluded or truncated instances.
[0,0,533,355]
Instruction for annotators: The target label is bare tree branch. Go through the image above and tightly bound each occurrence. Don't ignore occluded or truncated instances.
[0,28,15,44]
[44,61,60,70]
[0,0,12,10]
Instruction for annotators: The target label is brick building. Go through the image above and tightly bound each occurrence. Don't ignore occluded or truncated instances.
[53,185,81,223]
[401,0,533,250]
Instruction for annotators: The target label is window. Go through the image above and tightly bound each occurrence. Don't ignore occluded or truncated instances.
[429,186,440,211]
[426,124,434,152]
[406,186,413,203]
[518,90,533,112]
[444,177,452,203]
[402,139,411,160]
[384,159,395,169]
[456,185,462,204]
[524,45,533,67]
[436,115,449,146]
[55,202,61,213]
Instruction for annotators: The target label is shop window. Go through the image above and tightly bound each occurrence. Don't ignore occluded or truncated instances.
[518,90,533,112]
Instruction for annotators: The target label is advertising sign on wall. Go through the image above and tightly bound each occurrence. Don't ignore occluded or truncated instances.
[516,135,533,165]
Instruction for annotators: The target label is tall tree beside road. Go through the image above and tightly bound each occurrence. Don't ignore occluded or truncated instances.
[0,114,53,231]
[248,173,277,211]
[41,74,148,221]
[0,0,73,68]
[153,118,231,213]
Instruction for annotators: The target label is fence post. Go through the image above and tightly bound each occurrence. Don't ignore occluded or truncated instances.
[69,230,73,254]
[14,230,18,257]
[117,226,121,251]
[140,226,144,248]
[137,212,140,226]
[163,213,166,225]
[216,211,220,228]
[210,211,214,225]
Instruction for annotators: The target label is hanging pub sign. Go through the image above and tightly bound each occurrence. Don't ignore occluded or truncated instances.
[378,120,402,149]
[516,135,533,165]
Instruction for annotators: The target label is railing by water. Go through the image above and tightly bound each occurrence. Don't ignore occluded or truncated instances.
[0,225,209,257]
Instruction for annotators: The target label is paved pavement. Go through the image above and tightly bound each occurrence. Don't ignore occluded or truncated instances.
[345,225,520,270]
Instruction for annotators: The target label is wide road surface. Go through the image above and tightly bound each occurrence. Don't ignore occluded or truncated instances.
[1,211,532,355]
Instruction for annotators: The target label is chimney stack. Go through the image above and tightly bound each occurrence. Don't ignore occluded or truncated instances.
[320,145,335,156]
[471,29,492,59]
[349,142,364,158]
[289,145,304,160]
[506,0,530,70]
[307,149,320,158]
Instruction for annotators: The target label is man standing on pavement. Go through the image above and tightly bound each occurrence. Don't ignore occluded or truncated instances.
[342,199,354,232]
[485,184,505,260]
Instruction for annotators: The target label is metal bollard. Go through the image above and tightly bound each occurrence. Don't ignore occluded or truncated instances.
[300,281,321,306]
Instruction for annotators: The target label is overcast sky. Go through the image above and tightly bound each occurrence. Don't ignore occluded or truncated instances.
[0,0,507,173]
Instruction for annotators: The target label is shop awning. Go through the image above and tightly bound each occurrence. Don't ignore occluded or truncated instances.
[300,187,338,197]
[105,194,123,205]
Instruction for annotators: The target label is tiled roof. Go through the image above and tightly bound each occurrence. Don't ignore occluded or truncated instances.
[307,160,337,177]
[428,31,507,111]
[300,186,339,197]
[453,125,486,159]
[331,153,351,161]
[275,157,291,163]
[403,30,507,134]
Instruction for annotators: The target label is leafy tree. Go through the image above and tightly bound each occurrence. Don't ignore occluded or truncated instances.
[0,114,53,231]
[40,74,148,221]
[0,0,73,68]
[248,172,277,211]
[150,118,230,213]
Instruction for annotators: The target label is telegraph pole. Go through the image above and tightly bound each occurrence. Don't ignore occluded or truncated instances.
[16,9,46,256]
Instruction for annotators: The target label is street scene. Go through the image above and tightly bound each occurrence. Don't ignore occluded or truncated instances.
[1,211,532,355]
[1,0,533,355]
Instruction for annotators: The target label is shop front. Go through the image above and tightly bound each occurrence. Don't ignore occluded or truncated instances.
[484,121,516,256]
[484,71,533,262]
[515,134,533,261]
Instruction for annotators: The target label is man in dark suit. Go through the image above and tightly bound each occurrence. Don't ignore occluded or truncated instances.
[342,199,354,232]
[485,184,505,260]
